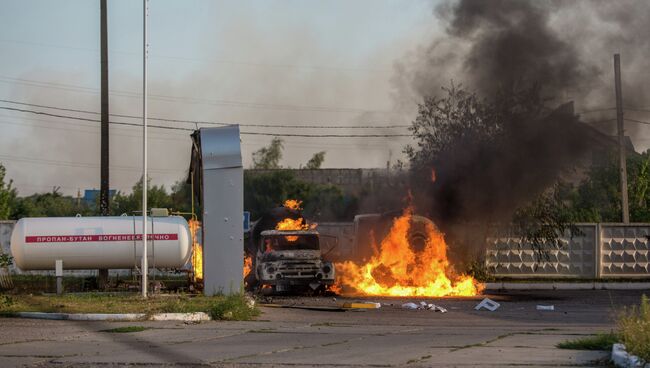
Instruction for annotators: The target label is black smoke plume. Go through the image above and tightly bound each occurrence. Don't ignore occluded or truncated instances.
[391,0,648,259]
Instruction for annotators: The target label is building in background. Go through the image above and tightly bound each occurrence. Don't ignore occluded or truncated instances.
[83,189,116,207]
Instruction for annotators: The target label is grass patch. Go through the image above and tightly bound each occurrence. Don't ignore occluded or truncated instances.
[556,333,618,351]
[618,294,650,363]
[209,293,260,320]
[102,326,150,333]
[8,275,190,293]
[0,293,259,321]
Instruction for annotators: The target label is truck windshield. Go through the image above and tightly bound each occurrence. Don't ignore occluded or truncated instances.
[263,234,319,251]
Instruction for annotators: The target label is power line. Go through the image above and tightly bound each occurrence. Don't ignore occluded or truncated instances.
[625,118,650,126]
[0,117,188,142]
[583,117,650,126]
[0,113,398,146]
[0,75,392,114]
[0,112,405,147]
[624,107,650,114]
[242,131,411,137]
[0,105,192,131]
[0,105,412,138]
[0,38,392,73]
[0,99,410,129]
[583,119,616,124]
[0,153,182,173]
[576,107,616,114]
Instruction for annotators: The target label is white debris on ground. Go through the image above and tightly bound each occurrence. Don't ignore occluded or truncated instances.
[474,298,501,311]
[400,301,447,312]
[244,294,256,309]
[536,305,555,311]
[611,343,650,368]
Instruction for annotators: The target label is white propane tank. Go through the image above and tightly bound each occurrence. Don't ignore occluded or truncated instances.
[10,216,192,270]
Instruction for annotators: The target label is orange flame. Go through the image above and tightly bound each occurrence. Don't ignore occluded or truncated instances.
[243,254,252,278]
[189,219,203,283]
[275,216,316,241]
[327,283,342,295]
[283,199,302,210]
[431,168,436,183]
[336,208,483,297]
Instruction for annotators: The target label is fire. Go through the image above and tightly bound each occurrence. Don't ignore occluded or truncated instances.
[327,283,342,295]
[188,219,203,282]
[275,217,312,241]
[275,217,310,231]
[336,208,483,297]
[283,199,302,210]
[275,201,316,241]
[243,254,252,278]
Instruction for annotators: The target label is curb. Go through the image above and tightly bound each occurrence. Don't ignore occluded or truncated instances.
[14,312,210,322]
[486,282,650,290]
[612,343,649,368]
[149,312,210,321]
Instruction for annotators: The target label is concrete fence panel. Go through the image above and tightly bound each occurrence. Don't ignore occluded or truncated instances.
[486,224,597,278]
[600,224,650,277]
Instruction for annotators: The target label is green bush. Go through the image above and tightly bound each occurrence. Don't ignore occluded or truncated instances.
[556,333,618,350]
[0,254,13,267]
[0,294,14,309]
[209,294,259,321]
[465,259,494,282]
[618,294,650,363]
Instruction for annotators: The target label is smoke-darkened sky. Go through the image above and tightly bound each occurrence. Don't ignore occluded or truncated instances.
[0,0,435,195]
[2,0,650,196]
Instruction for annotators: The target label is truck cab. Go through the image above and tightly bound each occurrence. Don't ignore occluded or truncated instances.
[255,229,335,292]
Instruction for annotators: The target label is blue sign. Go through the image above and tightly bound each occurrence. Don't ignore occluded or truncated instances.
[243,211,251,232]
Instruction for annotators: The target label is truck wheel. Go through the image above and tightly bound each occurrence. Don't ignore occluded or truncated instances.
[408,215,437,253]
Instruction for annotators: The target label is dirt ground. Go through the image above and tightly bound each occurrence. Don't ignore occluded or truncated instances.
[0,289,645,367]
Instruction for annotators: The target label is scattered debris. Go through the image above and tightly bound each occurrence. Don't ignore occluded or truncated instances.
[400,301,447,312]
[475,298,500,311]
[342,302,381,309]
[244,295,256,309]
[536,305,555,311]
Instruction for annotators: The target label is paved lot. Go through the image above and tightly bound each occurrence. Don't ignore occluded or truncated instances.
[0,290,646,367]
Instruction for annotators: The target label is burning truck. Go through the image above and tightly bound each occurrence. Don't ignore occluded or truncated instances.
[243,198,482,297]
[245,200,335,293]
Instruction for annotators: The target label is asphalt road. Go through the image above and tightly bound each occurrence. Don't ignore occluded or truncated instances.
[0,290,646,368]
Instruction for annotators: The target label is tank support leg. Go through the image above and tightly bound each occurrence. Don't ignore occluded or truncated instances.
[98,269,109,290]
[55,260,63,295]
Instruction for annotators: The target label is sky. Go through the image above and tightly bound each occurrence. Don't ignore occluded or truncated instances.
[0,0,440,196]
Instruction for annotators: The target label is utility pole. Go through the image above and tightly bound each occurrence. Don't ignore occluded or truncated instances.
[614,53,630,224]
[100,0,109,215]
[98,0,110,290]
[141,0,149,298]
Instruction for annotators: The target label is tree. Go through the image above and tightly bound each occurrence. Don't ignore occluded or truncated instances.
[110,178,173,216]
[252,137,283,169]
[11,188,92,218]
[170,179,193,214]
[305,151,326,169]
[568,151,650,223]
[511,182,582,259]
[406,85,503,173]
[244,170,357,221]
[405,84,594,261]
[0,163,16,220]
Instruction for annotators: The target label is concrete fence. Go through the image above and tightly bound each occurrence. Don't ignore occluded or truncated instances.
[487,223,650,278]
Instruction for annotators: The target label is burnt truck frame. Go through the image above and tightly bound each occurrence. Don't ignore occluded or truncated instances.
[254,229,335,292]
